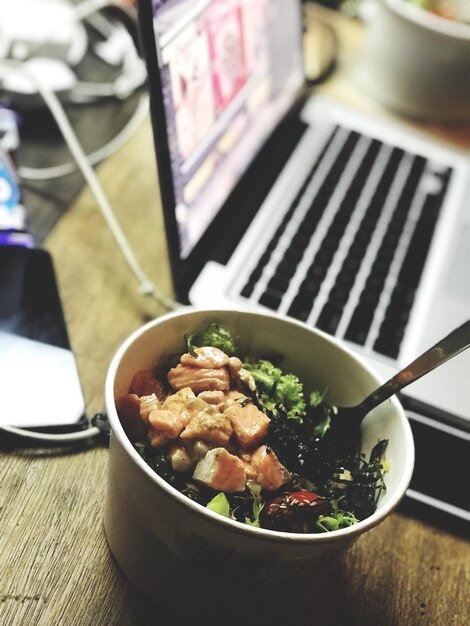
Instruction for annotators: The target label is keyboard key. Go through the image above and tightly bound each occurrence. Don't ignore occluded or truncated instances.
[328,284,349,306]
[267,274,290,294]
[283,246,305,265]
[259,288,283,310]
[344,301,376,345]
[241,283,254,299]
[287,295,312,322]
[316,301,344,334]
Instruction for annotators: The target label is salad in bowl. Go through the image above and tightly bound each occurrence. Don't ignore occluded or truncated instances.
[116,322,389,534]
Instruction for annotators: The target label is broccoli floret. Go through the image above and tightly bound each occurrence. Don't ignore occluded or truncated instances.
[243,359,306,423]
[185,323,236,356]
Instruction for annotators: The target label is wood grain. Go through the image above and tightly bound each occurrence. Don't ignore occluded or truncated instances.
[1,5,469,625]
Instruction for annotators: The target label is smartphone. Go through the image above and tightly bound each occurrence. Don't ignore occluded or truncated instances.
[0,245,86,428]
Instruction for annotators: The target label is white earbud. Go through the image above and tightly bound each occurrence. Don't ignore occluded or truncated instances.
[1,57,77,95]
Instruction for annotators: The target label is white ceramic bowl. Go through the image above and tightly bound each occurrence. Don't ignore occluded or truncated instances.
[356,0,470,123]
[104,308,414,625]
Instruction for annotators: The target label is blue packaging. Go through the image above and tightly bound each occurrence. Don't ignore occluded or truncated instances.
[0,106,34,246]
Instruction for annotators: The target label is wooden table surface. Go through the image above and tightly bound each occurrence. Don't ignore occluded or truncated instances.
[1,5,469,626]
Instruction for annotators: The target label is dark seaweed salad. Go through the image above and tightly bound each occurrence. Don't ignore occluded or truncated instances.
[133,323,389,533]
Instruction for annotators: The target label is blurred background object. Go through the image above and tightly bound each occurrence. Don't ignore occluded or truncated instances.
[0,0,147,243]
[0,105,36,247]
[306,0,470,22]
[407,0,470,22]
[354,0,470,123]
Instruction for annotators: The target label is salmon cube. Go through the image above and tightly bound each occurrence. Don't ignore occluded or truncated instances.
[116,393,147,440]
[193,448,246,492]
[148,430,168,448]
[139,394,160,423]
[168,444,194,472]
[167,364,230,394]
[180,346,229,369]
[244,445,290,491]
[186,440,214,462]
[197,390,228,411]
[227,356,242,376]
[224,401,270,449]
[180,408,233,446]
[162,387,197,427]
[148,409,185,439]
[225,390,247,406]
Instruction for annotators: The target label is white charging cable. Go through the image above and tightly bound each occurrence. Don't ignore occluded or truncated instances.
[18,92,150,180]
[1,423,102,443]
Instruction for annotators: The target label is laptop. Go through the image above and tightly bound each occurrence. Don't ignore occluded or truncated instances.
[137,0,470,524]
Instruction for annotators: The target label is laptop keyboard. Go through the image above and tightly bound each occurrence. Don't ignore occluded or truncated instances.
[239,125,453,360]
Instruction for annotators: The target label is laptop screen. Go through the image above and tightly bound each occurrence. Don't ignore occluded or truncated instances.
[148,0,304,259]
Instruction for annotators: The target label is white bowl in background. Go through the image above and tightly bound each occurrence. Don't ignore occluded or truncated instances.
[356,0,470,123]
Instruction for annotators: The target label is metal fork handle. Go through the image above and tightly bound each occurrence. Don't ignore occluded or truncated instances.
[357,320,470,418]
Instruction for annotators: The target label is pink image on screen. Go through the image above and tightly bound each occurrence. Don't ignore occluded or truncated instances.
[167,18,216,159]
[240,0,269,75]
[205,0,247,111]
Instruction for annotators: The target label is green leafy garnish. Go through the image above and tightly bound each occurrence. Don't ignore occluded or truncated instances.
[243,359,306,423]
[207,492,231,518]
[135,444,175,484]
[310,390,337,439]
[185,323,236,356]
[309,390,326,407]
[316,498,359,532]
[325,440,389,520]
[244,480,264,527]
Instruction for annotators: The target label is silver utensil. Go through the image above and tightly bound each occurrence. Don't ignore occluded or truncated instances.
[333,320,470,434]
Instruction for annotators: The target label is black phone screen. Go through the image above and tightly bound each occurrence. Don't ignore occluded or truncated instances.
[0,245,86,428]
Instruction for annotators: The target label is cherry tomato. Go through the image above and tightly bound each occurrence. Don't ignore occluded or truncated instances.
[287,490,320,504]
